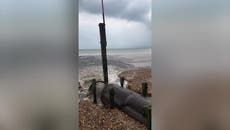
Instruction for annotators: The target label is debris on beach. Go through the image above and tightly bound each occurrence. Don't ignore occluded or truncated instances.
[79,100,147,130]
[118,67,152,96]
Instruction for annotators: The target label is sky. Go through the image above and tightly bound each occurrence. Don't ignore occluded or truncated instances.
[79,0,152,49]
[1,0,229,50]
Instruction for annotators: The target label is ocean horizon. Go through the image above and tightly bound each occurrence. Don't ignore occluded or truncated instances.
[79,48,151,56]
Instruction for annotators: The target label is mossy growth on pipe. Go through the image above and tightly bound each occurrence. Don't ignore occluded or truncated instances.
[109,87,115,108]
[142,82,148,97]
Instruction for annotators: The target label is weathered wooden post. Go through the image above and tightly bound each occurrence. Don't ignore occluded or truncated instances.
[120,77,125,87]
[109,88,115,108]
[99,0,108,84]
[144,105,152,130]
[142,82,148,97]
[92,79,97,104]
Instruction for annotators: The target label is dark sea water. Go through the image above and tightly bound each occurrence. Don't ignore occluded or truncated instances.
[79,48,151,68]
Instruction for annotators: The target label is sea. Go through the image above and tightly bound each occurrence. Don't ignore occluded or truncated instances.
[79,48,152,68]
[79,48,151,56]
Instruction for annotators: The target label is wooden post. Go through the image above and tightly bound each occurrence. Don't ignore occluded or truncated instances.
[92,79,97,104]
[142,82,148,97]
[99,23,108,84]
[120,77,125,87]
[99,0,109,84]
[144,105,152,130]
[109,88,115,108]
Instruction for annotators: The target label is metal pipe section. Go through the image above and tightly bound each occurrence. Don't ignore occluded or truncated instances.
[101,84,151,125]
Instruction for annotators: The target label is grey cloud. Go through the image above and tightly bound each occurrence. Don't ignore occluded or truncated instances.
[79,0,151,26]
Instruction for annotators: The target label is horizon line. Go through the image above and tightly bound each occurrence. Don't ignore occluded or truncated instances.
[79,47,151,51]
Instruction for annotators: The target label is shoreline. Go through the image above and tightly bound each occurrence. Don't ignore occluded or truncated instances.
[79,49,151,130]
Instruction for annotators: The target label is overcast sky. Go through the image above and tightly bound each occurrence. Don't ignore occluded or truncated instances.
[79,0,152,49]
